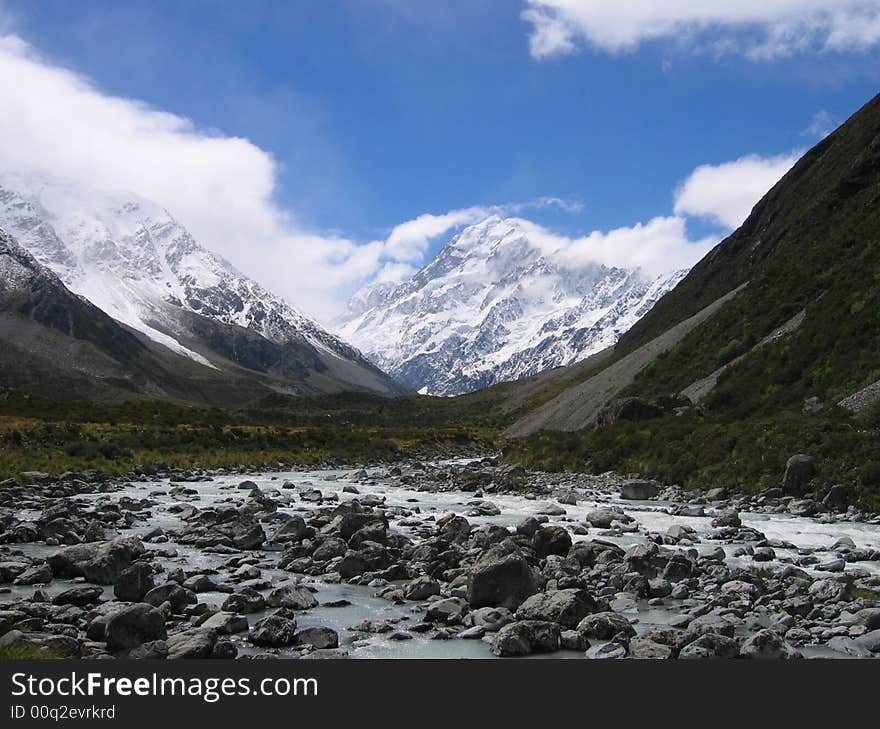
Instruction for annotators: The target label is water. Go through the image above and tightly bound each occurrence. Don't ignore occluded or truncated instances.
[4,461,880,659]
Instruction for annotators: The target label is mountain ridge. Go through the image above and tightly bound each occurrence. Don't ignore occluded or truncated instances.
[0,173,405,400]
[337,215,686,395]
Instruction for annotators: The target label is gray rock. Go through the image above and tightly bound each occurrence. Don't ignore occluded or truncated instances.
[515,589,597,628]
[167,628,217,659]
[808,579,851,603]
[467,606,514,632]
[295,626,339,649]
[143,583,197,613]
[679,633,739,659]
[586,508,632,529]
[52,586,103,607]
[628,636,673,659]
[404,576,442,601]
[532,526,572,557]
[687,613,736,638]
[585,641,627,659]
[272,516,314,543]
[200,612,249,634]
[222,589,267,614]
[576,612,636,641]
[249,613,298,647]
[854,629,880,654]
[48,537,144,585]
[12,563,53,585]
[467,553,538,609]
[491,620,561,657]
[827,636,873,658]
[739,629,801,659]
[782,454,815,495]
[113,562,155,602]
[105,603,167,652]
[267,585,318,610]
[425,597,467,624]
[0,630,82,658]
[620,481,659,500]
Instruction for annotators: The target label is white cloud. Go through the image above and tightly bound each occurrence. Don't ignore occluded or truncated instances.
[802,109,837,139]
[511,215,716,276]
[673,152,799,229]
[378,197,586,265]
[382,207,488,263]
[0,34,385,322]
[0,30,808,330]
[522,1,880,59]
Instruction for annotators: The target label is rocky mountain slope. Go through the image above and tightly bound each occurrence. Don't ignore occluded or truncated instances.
[337,216,685,395]
[0,174,404,400]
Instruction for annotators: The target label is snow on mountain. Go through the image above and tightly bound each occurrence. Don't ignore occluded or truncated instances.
[0,172,371,371]
[336,216,687,395]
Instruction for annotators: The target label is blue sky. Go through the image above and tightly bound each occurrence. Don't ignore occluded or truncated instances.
[0,1,879,319]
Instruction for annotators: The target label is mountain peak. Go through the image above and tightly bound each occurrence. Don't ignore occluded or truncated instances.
[337,217,687,395]
[0,173,404,397]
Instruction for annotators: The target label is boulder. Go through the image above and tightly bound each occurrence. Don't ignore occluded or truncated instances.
[48,537,144,585]
[267,585,318,610]
[628,637,673,659]
[467,553,539,609]
[576,612,636,641]
[532,526,572,558]
[808,579,851,603]
[113,562,155,602]
[515,589,597,628]
[467,606,514,633]
[620,481,659,500]
[404,576,442,601]
[739,630,802,659]
[249,613,298,647]
[0,630,82,658]
[272,516,314,543]
[11,563,53,585]
[105,603,167,652]
[222,589,267,614]
[586,508,632,529]
[854,629,880,654]
[143,583,197,613]
[678,633,739,659]
[782,454,816,495]
[425,597,468,624]
[200,612,249,635]
[167,628,217,659]
[295,626,339,650]
[491,620,561,657]
[52,586,103,607]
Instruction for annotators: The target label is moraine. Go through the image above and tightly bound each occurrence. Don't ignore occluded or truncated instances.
[1,460,879,659]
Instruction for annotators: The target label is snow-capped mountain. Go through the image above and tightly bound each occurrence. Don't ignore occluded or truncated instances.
[0,172,402,397]
[336,216,687,395]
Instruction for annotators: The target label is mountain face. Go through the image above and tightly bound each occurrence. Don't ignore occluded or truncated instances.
[506,91,880,437]
[336,216,686,395]
[0,173,404,399]
[0,227,165,399]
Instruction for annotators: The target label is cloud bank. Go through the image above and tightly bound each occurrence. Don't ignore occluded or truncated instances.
[674,153,800,229]
[0,31,799,324]
[523,1,880,59]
